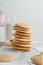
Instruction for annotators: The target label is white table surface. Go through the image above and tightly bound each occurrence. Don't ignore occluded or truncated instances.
[0,45,43,65]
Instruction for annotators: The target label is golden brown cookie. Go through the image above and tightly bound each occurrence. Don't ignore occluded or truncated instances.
[13,44,31,49]
[13,43,32,48]
[15,38,32,42]
[13,39,32,44]
[31,53,43,65]
[14,31,32,39]
[15,30,31,34]
[15,36,31,39]
[15,31,31,37]
[12,47,31,52]
[13,45,32,51]
[13,34,31,38]
[13,26,29,31]
[0,54,14,62]
[4,42,12,46]
[13,40,32,45]
[13,23,31,29]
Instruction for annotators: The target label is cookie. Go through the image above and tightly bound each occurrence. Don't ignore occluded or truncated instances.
[14,31,32,38]
[13,43,32,48]
[14,40,32,44]
[15,30,31,34]
[12,47,31,52]
[15,31,31,37]
[13,34,31,38]
[15,36,31,39]
[0,54,14,62]
[13,28,31,33]
[13,27,31,31]
[13,44,31,49]
[4,42,12,46]
[13,26,29,31]
[13,23,31,30]
[13,45,31,50]
[15,38,32,42]
[13,39,32,44]
[31,53,43,65]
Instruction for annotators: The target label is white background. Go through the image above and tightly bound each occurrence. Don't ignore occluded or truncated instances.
[0,0,43,44]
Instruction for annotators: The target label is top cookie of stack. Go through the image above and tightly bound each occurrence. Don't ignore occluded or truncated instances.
[13,23,31,31]
[13,23,32,52]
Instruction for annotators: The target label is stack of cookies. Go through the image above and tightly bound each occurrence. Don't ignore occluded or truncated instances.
[12,23,32,52]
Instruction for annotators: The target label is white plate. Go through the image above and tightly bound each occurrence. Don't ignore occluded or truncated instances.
[0,46,41,65]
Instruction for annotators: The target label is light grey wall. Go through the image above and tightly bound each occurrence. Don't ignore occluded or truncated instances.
[0,0,43,43]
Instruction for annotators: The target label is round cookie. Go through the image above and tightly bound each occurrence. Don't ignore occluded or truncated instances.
[13,44,31,49]
[15,38,32,42]
[13,45,31,50]
[13,33,31,37]
[13,27,31,31]
[13,34,31,38]
[13,27,31,33]
[13,42,31,45]
[13,26,29,31]
[15,30,31,34]
[0,54,14,62]
[15,31,31,37]
[14,30,31,37]
[14,39,32,44]
[13,23,31,29]
[31,53,43,65]
[15,35,31,39]
[13,25,31,31]
[14,43,32,48]
[12,47,31,52]
[4,42,12,46]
